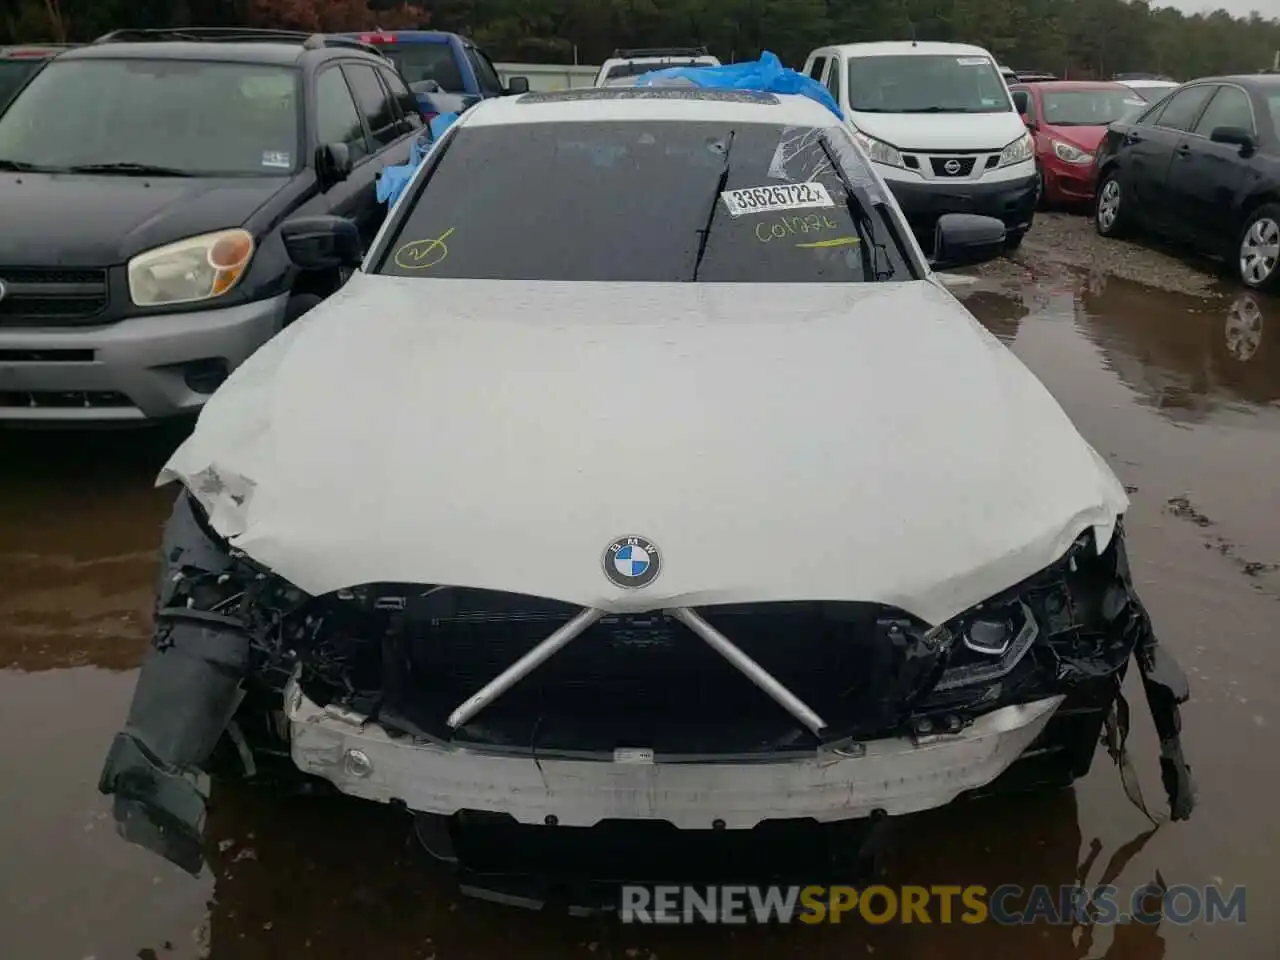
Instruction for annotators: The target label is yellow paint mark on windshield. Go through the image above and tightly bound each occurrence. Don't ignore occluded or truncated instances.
[795,236,861,249]
[394,227,455,270]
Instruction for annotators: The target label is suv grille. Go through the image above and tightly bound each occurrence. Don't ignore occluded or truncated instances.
[0,268,109,325]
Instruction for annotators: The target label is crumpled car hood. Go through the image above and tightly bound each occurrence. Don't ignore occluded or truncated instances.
[160,274,1127,626]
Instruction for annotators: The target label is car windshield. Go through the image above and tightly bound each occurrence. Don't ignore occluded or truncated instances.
[378,119,912,283]
[0,58,42,105]
[381,43,464,92]
[605,60,712,81]
[0,58,299,176]
[847,54,1011,113]
[1042,89,1148,125]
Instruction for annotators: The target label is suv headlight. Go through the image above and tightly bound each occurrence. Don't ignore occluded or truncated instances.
[852,129,904,168]
[998,131,1034,167]
[1052,139,1092,164]
[128,229,255,307]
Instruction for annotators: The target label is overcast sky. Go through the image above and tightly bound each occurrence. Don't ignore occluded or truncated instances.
[1155,0,1277,18]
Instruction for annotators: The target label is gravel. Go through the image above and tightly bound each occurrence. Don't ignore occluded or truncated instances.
[969,211,1226,298]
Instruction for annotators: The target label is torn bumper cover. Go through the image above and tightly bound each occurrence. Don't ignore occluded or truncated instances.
[99,491,1196,877]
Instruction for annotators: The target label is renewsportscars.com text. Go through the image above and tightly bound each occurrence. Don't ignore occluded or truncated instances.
[620,884,1246,925]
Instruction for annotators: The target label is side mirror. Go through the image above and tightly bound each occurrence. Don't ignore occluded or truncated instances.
[931,213,1007,270]
[316,142,353,186]
[1210,125,1255,154]
[1022,115,1036,130]
[505,76,529,95]
[281,216,363,271]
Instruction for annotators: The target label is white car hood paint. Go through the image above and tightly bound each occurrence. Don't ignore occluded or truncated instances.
[849,111,1024,152]
[161,275,1127,626]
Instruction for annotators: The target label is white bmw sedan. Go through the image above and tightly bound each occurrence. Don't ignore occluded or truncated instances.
[99,86,1193,891]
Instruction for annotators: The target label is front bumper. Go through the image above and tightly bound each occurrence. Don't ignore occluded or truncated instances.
[887,173,1039,237]
[288,680,1064,828]
[0,293,287,423]
[1041,158,1098,204]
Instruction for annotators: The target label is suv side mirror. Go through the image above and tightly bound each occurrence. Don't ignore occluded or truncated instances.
[505,76,529,95]
[931,213,1007,270]
[282,216,363,271]
[316,142,353,186]
[1210,125,1255,154]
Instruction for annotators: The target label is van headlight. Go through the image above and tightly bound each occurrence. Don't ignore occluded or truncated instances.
[1052,139,1092,164]
[998,132,1034,168]
[128,229,255,307]
[852,129,904,168]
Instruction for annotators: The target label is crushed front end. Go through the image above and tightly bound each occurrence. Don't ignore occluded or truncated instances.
[100,490,1195,887]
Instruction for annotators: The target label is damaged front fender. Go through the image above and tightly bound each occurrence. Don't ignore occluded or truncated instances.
[98,492,256,875]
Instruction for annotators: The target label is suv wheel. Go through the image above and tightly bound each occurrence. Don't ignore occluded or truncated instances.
[1237,204,1280,292]
[1095,174,1129,237]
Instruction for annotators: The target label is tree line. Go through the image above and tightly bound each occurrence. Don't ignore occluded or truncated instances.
[4,0,1278,81]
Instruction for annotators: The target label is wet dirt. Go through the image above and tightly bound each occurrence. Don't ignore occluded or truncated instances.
[2,239,1279,957]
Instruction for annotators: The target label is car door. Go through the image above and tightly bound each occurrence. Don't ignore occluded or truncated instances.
[313,64,378,232]
[1131,84,1216,235]
[342,62,418,247]
[1164,83,1255,251]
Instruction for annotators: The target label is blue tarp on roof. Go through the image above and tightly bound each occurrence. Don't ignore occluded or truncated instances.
[635,51,843,120]
[376,111,459,208]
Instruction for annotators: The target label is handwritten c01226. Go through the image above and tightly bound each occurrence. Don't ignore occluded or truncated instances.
[394,227,455,270]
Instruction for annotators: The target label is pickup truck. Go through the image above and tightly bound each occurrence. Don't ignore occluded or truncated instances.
[339,31,527,122]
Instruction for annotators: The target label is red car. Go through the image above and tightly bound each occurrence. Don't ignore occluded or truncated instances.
[1009,80,1149,207]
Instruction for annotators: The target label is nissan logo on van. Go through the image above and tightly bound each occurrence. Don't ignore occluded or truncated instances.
[943,159,962,175]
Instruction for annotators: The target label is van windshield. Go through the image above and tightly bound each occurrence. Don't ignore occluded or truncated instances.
[847,54,1012,113]
[0,58,300,176]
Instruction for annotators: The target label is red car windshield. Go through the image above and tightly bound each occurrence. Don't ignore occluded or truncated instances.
[1041,89,1146,126]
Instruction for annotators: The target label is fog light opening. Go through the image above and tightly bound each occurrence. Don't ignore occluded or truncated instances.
[343,748,373,778]
[182,358,229,395]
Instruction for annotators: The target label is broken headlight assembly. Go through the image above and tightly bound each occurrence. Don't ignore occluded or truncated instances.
[930,599,1039,693]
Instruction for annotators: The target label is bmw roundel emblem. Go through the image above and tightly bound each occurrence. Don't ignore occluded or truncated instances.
[603,535,661,589]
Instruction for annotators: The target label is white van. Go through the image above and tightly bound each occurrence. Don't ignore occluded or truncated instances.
[802,41,1037,250]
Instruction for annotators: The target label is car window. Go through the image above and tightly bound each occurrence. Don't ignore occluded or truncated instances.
[344,63,400,148]
[0,58,301,175]
[466,48,503,95]
[382,42,464,93]
[378,120,912,283]
[1153,85,1214,133]
[1041,89,1147,125]
[824,59,841,100]
[807,56,827,81]
[315,66,370,160]
[1193,85,1254,136]
[846,54,1011,114]
[378,65,423,130]
[0,58,42,106]
[1011,89,1031,117]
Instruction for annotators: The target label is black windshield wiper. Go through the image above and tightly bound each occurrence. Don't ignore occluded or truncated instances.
[0,158,63,172]
[690,129,735,282]
[66,162,194,177]
[818,133,895,281]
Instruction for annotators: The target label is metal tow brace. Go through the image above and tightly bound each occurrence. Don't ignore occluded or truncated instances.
[447,607,604,729]
[669,607,828,736]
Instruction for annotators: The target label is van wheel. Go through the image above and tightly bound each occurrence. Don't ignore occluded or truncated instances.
[284,292,323,326]
[1095,173,1130,238]
[1035,164,1048,210]
[1236,204,1280,292]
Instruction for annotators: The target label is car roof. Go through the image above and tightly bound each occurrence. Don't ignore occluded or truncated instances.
[1014,80,1134,92]
[59,36,386,67]
[1191,74,1280,89]
[463,88,843,129]
[820,41,992,59]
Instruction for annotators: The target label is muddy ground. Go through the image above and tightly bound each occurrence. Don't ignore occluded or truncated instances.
[2,210,1278,959]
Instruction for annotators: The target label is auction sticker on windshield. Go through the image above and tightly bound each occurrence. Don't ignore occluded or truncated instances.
[957,57,989,65]
[722,182,834,217]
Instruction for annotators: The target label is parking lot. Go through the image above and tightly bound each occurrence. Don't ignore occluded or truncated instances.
[0,209,1275,958]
